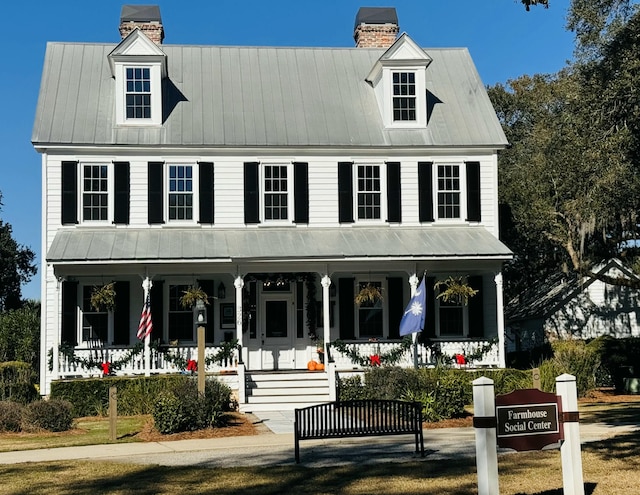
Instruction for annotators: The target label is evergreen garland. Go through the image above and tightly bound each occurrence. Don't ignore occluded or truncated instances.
[332,337,412,367]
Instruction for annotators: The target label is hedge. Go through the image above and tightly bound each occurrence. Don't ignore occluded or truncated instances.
[0,361,38,404]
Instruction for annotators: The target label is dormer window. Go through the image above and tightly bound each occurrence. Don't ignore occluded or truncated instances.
[365,34,432,129]
[126,67,152,119]
[392,72,416,122]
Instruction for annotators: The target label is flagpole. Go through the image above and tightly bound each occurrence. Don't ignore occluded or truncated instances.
[408,274,420,369]
[142,277,152,377]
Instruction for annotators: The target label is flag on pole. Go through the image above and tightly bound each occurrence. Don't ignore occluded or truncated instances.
[137,292,153,340]
[399,276,426,336]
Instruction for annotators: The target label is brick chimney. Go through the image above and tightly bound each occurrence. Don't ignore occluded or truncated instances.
[119,5,164,44]
[354,7,399,48]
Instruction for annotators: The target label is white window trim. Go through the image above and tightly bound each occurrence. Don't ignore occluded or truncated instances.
[114,62,163,126]
[383,67,426,128]
[433,162,467,223]
[354,277,387,339]
[353,162,388,224]
[165,163,199,225]
[79,162,114,225]
[434,281,469,338]
[260,162,294,225]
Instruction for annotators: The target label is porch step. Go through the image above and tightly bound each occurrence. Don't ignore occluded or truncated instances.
[241,371,332,412]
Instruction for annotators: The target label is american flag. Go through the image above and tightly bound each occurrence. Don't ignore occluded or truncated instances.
[137,293,153,339]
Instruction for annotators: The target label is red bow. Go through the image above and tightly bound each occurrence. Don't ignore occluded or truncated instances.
[455,354,467,365]
[101,362,111,375]
[370,354,381,367]
[186,360,198,372]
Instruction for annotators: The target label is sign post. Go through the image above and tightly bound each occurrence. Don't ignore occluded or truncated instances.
[556,374,585,495]
[472,377,499,495]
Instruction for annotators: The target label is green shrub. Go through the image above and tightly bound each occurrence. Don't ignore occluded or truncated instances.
[538,340,599,397]
[0,400,25,432]
[337,375,365,401]
[591,336,640,391]
[151,378,232,434]
[23,399,74,432]
[50,375,203,417]
[0,361,38,404]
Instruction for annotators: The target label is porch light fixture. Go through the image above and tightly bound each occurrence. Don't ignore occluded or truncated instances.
[195,298,207,325]
[217,282,226,299]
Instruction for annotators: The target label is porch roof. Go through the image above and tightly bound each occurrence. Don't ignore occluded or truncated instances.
[46,227,512,265]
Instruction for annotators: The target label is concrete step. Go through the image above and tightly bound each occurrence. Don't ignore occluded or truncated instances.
[249,386,329,396]
[239,400,330,413]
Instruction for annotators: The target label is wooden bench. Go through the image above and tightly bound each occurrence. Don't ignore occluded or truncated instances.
[294,399,425,463]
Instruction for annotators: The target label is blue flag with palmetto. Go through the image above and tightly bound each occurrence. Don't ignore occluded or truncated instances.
[399,276,426,336]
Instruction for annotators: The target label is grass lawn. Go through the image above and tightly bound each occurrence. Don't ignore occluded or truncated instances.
[0,393,638,494]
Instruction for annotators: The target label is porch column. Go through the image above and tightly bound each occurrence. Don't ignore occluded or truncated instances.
[52,277,62,383]
[234,276,245,348]
[142,277,153,377]
[494,272,506,368]
[321,275,332,351]
[409,273,420,368]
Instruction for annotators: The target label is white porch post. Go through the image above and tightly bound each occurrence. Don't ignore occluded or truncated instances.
[408,273,420,368]
[52,277,62,383]
[321,275,332,351]
[234,276,245,348]
[142,277,153,377]
[494,272,506,368]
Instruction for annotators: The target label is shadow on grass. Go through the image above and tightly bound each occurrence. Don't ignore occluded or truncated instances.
[514,483,596,495]
[580,402,640,426]
[583,429,640,460]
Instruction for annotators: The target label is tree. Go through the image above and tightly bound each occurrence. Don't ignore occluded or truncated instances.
[0,301,40,374]
[0,193,37,310]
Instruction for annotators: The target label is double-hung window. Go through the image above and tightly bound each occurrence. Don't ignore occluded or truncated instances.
[125,67,151,119]
[356,280,384,338]
[168,165,193,221]
[392,72,416,122]
[436,293,467,337]
[82,164,109,222]
[168,284,194,341]
[437,164,461,220]
[81,286,108,343]
[356,164,382,220]
[263,164,289,221]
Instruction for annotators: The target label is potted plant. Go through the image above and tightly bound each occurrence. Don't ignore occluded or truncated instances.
[179,285,210,309]
[90,282,116,312]
[355,283,383,306]
[434,276,478,305]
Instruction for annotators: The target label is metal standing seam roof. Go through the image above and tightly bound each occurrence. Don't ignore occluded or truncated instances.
[46,227,513,264]
[32,43,508,149]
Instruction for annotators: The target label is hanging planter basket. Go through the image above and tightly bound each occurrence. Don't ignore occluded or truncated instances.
[434,276,478,306]
[354,283,383,306]
[180,286,210,309]
[90,282,116,312]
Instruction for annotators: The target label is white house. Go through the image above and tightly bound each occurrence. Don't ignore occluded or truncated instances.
[506,258,640,353]
[33,5,512,407]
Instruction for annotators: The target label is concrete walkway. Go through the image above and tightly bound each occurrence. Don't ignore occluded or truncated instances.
[0,413,636,468]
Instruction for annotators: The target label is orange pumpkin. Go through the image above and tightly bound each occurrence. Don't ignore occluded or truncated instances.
[315,363,325,371]
[307,360,317,371]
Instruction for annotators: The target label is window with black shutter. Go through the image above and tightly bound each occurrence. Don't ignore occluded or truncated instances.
[386,162,401,223]
[293,162,309,224]
[337,162,354,223]
[148,162,164,224]
[467,276,484,337]
[61,281,78,345]
[244,162,260,224]
[61,161,78,225]
[465,161,481,222]
[198,162,214,224]
[418,162,434,222]
[113,162,130,225]
[113,281,130,345]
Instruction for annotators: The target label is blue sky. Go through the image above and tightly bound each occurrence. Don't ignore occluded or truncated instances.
[2,0,574,301]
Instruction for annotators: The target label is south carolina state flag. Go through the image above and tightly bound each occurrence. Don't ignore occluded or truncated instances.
[399,277,426,336]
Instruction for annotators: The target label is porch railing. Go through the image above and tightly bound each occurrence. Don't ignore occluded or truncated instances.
[57,344,239,378]
[327,338,499,369]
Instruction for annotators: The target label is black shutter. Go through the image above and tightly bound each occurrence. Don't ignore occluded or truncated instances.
[387,277,403,339]
[386,162,401,223]
[61,161,78,225]
[150,281,164,340]
[466,161,481,222]
[467,276,485,337]
[198,279,215,343]
[418,162,434,222]
[148,162,164,224]
[113,162,130,225]
[293,162,309,224]
[113,281,130,345]
[244,162,260,224]
[198,162,214,224]
[338,162,354,223]
[338,278,355,339]
[61,281,78,345]
[425,277,436,337]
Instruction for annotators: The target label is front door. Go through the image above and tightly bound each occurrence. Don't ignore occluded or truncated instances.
[259,293,295,370]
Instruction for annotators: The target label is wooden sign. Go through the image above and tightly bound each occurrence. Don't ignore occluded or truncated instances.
[495,388,563,451]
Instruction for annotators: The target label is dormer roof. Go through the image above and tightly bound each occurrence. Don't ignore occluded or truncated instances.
[366,33,432,84]
[108,27,167,78]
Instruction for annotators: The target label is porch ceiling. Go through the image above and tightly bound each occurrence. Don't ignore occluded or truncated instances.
[47,226,512,266]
